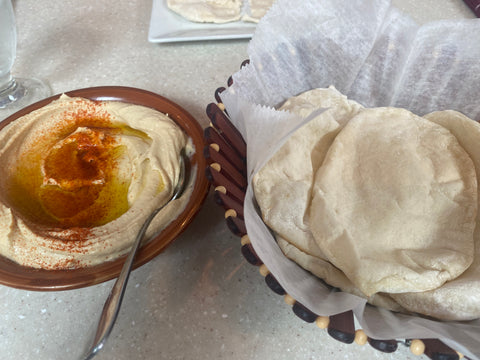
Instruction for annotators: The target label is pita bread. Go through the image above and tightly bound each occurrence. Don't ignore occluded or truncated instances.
[254,88,480,320]
[253,86,363,259]
[390,110,480,320]
[166,0,242,23]
[277,237,406,313]
[310,107,477,297]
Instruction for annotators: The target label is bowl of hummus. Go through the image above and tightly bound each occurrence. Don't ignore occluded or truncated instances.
[0,86,209,291]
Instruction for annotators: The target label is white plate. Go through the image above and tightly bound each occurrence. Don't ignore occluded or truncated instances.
[148,0,257,43]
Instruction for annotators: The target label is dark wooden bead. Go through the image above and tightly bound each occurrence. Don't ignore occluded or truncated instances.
[241,243,262,265]
[368,338,398,353]
[422,339,459,360]
[205,102,220,119]
[213,191,244,218]
[203,142,247,177]
[327,311,355,344]
[264,273,286,295]
[292,302,318,323]
[226,216,247,237]
[205,161,246,191]
[205,166,246,202]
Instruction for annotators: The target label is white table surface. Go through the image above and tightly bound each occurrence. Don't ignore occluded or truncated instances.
[1,1,476,359]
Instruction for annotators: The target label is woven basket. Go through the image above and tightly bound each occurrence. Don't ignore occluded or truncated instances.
[204,61,467,360]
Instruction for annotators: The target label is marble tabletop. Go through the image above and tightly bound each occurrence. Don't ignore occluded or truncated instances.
[0,1,476,359]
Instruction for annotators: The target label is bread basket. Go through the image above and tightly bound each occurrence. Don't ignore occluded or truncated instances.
[203,61,471,360]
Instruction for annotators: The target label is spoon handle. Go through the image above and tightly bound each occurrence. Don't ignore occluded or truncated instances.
[83,208,160,360]
[82,152,186,360]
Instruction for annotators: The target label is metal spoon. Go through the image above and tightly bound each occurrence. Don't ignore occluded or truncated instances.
[82,151,188,360]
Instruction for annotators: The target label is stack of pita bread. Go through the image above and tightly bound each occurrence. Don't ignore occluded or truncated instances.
[253,86,480,321]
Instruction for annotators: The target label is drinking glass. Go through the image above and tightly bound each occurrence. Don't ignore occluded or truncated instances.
[0,0,51,121]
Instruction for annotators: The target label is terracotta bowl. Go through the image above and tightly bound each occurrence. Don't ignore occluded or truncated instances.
[0,86,209,291]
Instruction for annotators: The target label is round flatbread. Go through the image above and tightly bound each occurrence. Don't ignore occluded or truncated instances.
[310,107,477,297]
[253,87,363,260]
[391,110,480,321]
[166,0,242,23]
[277,237,406,313]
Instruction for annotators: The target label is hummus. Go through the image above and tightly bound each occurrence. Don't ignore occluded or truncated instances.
[0,95,192,270]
